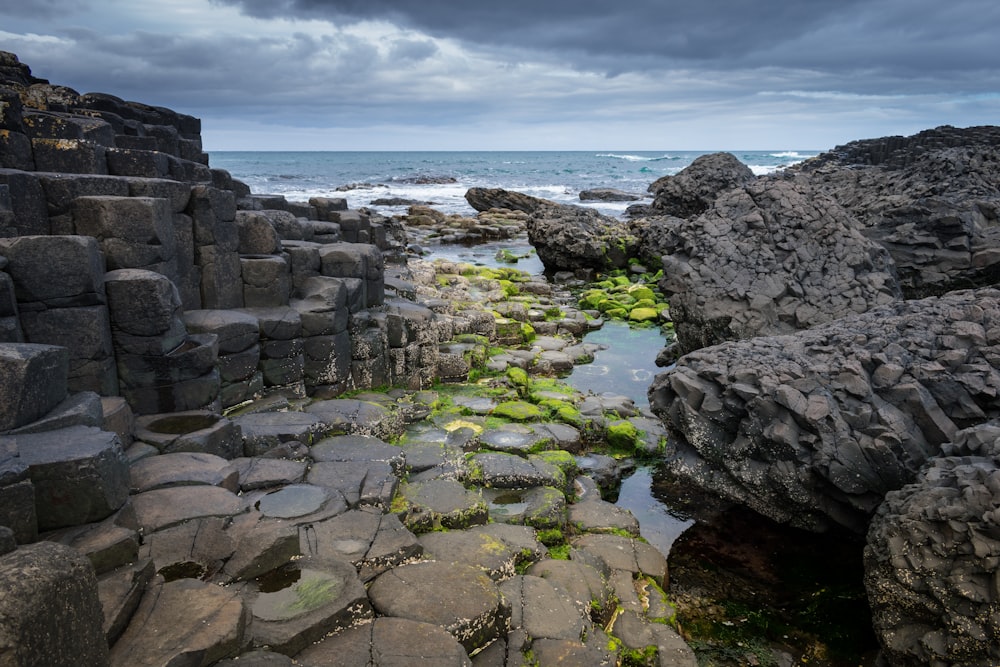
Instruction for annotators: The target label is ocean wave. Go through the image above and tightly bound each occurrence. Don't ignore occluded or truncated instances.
[769,151,814,158]
[597,153,678,162]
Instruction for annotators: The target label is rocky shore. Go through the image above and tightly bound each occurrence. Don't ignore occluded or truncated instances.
[0,51,696,667]
[3,47,1000,667]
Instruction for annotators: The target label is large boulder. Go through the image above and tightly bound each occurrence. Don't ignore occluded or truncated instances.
[647,152,755,218]
[648,288,1000,534]
[785,125,1000,298]
[656,178,900,353]
[864,422,1000,666]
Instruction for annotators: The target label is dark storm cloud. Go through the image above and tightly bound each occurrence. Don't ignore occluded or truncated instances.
[215,0,1000,88]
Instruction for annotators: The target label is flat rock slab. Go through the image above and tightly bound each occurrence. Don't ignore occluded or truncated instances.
[216,650,295,667]
[233,411,326,456]
[500,574,589,641]
[306,460,397,509]
[526,558,616,625]
[311,433,405,475]
[220,511,300,583]
[110,577,248,667]
[530,637,616,666]
[248,556,372,656]
[571,534,668,587]
[478,426,547,455]
[484,486,567,529]
[568,498,640,537]
[129,485,244,533]
[129,451,239,493]
[470,452,565,489]
[419,523,543,581]
[368,560,510,654]
[611,610,697,667]
[255,483,331,519]
[531,422,583,453]
[10,425,129,530]
[304,399,395,439]
[140,516,235,582]
[396,478,488,532]
[230,457,308,491]
[295,617,471,666]
[301,507,422,582]
[45,517,139,576]
[397,440,462,473]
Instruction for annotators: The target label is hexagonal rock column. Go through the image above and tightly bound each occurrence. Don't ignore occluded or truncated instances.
[183,309,263,409]
[8,425,129,531]
[246,556,372,656]
[0,541,110,667]
[367,560,511,654]
[238,307,304,392]
[295,617,471,666]
[0,342,68,431]
[105,268,219,414]
[0,235,117,394]
[72,196,177,275]
[133,410,242,459]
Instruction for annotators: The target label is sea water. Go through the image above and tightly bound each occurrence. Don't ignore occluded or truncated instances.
[208,150,815,218]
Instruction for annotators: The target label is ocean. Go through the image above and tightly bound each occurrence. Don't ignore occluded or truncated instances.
[207,150,816,218]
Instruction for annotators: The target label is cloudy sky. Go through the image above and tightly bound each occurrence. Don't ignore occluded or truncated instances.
[1,0,998,151]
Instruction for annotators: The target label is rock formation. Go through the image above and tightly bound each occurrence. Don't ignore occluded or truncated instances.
[655,178,901,352]
[864,421,1000,666]
[647,151,756,218]
[466,187,639,273]
[649,288,1000,534]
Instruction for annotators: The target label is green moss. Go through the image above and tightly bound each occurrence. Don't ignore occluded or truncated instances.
[520,322,536,343]
[506,366,530,390]
[548,544,571,560]
[628,307,659,323]
[492,400,545,421]
[535,528,565,546]
[607,420,640,452]
[605,307,628,320]
[536,450,577,475]
[627,285,656,301]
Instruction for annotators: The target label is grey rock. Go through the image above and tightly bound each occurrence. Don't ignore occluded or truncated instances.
[129,485,243,533]
[109,577,248,667]
[235,210,282,254]
[233,411,325,456]
[97,559,156,645]
[470,452,565,490]
[230,457,308,491]
[571,533,668,587]
[134,411,242,459]
[579,188,642,202]
[0,343,69,431]
[11,425,129,530]
[0,234,106,306]
[300,506,421,581]
[864,421,1000,667]
[183,309,260,354]
[500,574,590,641]
[395,478,488,532]
[419,523,542,580]
[247,556,372,656]
[648,152,755,218]
[526,558,616,626]
[306,459,396,509]
[368,560,510,654]
[129,451,239,493]
[649,287,1000,533]
[44,514,139,575]
[295,617,471,666]
[655,178,901,352]
[0,541,110,667]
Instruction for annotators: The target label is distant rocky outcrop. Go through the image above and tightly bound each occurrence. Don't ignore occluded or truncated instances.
[465,187,639,273]
[647,152,756,218]
[649,288,1000,534]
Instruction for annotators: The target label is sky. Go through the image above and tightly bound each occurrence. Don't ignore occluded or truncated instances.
[1,0,998,152]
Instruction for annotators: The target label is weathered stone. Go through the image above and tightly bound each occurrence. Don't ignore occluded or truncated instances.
[568,497,640,536]
[526,558,616,626]
[182,309,260,354]
[134,411,242,458]
[571,533,668,588]
[73,196,176,271]
[0,343,69,431]
[104,268,182,336]
[97,559,156,645]
[233,411,325,456]
[300,506,422,581]
[396,478,488,532]
[236,210,282,254]
[368,560,510,653]
[129,451,239,493]
[230,457,308,491]
[219,511,300,582]
[0,541,110,667]
[470,452,566,490]
[296,616,471,666]
[648,152,755,217]
[18,305,117,394]
[419,523,543,581]
[248,556,372,656]
[0,234,106,309]
[129,485,243,533]
[500,574,590,641]
[610,610,697,667]
[44,514,139,575]
[312,434,405,475]
[484,485,567,529]
[11,425,129,530]
[307,459,397,509]
[110,577,249,667]
[305,398,396,439]
[241,255,291,307]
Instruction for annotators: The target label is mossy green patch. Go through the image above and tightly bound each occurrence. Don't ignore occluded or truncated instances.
[628,307,660,323]
[536,450,577,476]
[607,420,641,451]
[492,400,545,421]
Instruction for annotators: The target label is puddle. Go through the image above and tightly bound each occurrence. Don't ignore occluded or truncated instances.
[614,466,694,556]
[253,568,343,621]
[563,321,666,409]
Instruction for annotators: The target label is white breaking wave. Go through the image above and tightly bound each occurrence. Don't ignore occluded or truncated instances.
[597,153,675,162]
